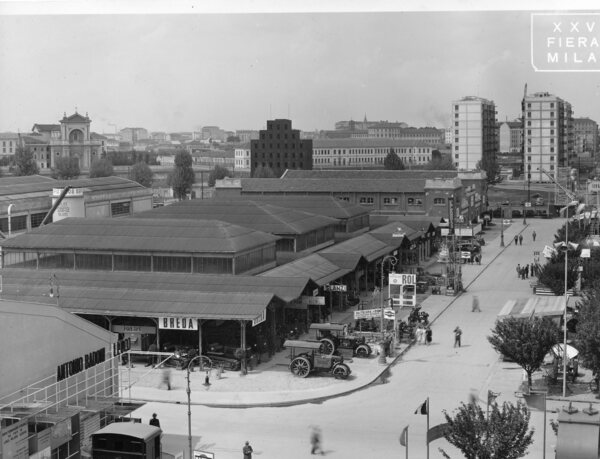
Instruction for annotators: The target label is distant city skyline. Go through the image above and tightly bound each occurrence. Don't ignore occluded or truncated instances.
[2,7,600,134]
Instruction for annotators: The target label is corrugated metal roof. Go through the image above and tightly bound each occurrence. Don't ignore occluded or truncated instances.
[319,233,392,262]
[133,200,337,235]
[0,284,273,321]
[240,178,425,193]
[282,170,457,180]
[260,253,352,286]
[1,218,279,254]
[232,195,369,219]
[318,252,364,270]
[0,269,315,303]
[54,176,145,193]
[0,175,56,197]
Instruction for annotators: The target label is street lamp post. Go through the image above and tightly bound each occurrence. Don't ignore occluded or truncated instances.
[500,206,505,247]
[186,356,210,459]
[7,204,14,237]
[380,255,397,363]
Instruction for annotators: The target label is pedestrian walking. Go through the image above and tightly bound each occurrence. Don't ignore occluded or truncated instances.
[525,264,529,278]
[149,413,160,428]
[310,426,324,455]
[530,264,535,277]
[516,264,521,278]
[514,235,518,245]
[453,326,462,348]
[532,230,537,242]
[519,234,523,245]
[243,441,253,459]
[160,368,171,390]
[425,326,432,345]
[472,295,481,312]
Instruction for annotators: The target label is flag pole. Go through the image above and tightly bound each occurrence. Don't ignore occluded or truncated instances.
[426,397,430,459]
[406,425,409,459]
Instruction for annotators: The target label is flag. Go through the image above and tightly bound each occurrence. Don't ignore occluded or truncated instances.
[414,398,428,415]
[487,390,499,406]
[523,391,546,411]
[542,245,557,258]
[399,425,408,447]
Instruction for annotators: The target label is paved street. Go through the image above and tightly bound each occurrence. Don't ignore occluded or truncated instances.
[130,217,591,459]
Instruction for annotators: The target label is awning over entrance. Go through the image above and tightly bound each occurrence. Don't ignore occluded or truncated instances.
[497,296,566,319]
[260,253,352,286]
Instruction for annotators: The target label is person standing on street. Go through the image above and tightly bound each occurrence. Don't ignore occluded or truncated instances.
[160,368,171,390]
[453,326,462,348]
[514,235,519,246]
[149,413,160,428]
[524,264,529,278]
[310,426,324,455]
[519,234,523,245]
[532,230,537,242]
[243,441,253,459]
[516,264,521,278]
[530,264,535,277]
[425,325,432,345]
[472,295,481,312]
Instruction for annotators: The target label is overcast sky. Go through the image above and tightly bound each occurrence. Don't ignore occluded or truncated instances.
[1,4,599,134]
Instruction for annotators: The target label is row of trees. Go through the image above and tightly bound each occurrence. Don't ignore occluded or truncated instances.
[382,148,457,171]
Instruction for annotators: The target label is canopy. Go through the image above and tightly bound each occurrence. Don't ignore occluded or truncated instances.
[497,296,566,319]
[551,343,579,360]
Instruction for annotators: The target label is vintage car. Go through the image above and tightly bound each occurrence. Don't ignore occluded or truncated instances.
[308,323,372,358]
[283,339,351,379]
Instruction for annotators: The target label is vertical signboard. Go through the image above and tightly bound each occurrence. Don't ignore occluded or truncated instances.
[388,273,417,307]
[1,419,29,459]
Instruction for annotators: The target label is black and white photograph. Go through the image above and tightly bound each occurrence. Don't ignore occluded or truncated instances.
[1,1,600,458]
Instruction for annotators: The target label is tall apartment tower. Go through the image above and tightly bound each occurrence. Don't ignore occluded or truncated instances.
[521,92,573,183]
[251,119,313,177]
[451,96,497,170]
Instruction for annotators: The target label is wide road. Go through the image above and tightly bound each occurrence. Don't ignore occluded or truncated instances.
[136,218,561,459]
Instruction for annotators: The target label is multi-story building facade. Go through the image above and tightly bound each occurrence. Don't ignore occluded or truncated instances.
[236,130,259,142]
[573,117,598,159]
[201,126,226,141]
[522,92,573,182]
[120,127,149,143]
[235,143,251,174]
[444,127,453,145]
[312,138,440,169]
[250,119,312,177]
[367,125,443,143]
[0,132,19,158]
[451,96,497,171]
[497,121,522,153]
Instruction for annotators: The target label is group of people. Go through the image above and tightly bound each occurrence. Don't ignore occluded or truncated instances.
[415,323,433,345]
[516,263,535,280]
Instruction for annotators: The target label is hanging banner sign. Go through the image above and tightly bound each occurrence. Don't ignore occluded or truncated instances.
[324,284,347,292]
[354,308,394,320]
[158,317,198,330]
[302,295,325,306]
[252,310,266,327]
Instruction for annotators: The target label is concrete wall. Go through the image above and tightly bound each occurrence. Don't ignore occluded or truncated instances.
[0,301,117,398]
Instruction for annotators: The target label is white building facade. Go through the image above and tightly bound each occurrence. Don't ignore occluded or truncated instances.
[522,92,573,183]
[451,96,497,171]
[234,144,251,173]
[312,138,439,168]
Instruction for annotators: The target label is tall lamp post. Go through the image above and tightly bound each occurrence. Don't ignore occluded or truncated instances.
[186,356,211,459]
[379,255,397,363]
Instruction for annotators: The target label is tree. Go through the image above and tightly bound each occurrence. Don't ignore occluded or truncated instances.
[420,155,456,170]
[52,157,80,180]
[253,165,277,178]
[476,153,502,185]
[14,146,39,176]
[128,161,154,188]
[537,255,578,295]
[88,158,114,178]
[440,401,534,459]
[488,316,559,387]
[383,148,405,170]
[208,164,231,187]
[573,284,600,384]
[554,220,592,246]
[167,150,195,200]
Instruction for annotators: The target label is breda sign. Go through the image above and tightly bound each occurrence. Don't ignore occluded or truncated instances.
[158,317,198,330]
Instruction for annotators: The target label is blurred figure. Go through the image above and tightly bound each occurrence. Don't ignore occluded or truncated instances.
[310,426,324,455]
[472,295,481,312]
[454,326,462,348]
[160,368,171,390]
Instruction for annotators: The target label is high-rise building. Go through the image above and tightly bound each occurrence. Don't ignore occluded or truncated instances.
[497,121,522,153]
[521,91,573,182]
[573,117,598,159]
[451,96,497,170]
[250,119,312,177]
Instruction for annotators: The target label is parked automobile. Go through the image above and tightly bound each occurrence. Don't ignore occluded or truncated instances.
[308,323,372,358]
[283,339,351,379]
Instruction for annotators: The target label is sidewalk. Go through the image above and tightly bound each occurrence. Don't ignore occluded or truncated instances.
[123,218,598,409]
